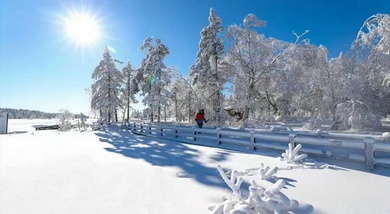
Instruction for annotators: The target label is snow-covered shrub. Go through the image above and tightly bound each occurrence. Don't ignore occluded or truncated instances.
[302,118,322,130]
[270,126,291,133]
[383,132,390,142]
[58,109,73,131]
[281,143,308,163]
[209,164,312,214]
[333,100,381,130]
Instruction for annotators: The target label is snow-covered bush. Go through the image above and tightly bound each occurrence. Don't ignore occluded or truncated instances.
[270,126,292,133]
[383,132,390,142]
[281,143,308,163]
[58,109,73,131]
[302,118,322,130]
[333,100,381,130]
[209,164,312,213]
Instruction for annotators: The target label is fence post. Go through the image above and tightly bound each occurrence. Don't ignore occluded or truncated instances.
[217,128,222,144]
[175,128,178,138]
[250,130,256,150]
[193,128,197,141]
[364,137,375,171]
[160,127,163,136]
[289,133,296,148]
[140,124,143,133]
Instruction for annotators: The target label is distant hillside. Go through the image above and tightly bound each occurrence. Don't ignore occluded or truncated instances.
[0,108,58,119]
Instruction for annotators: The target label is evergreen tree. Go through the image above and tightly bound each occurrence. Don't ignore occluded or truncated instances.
[136,37,170,122]
[91,46,123,123]
[121,61,137,123]
[190,8,225,126]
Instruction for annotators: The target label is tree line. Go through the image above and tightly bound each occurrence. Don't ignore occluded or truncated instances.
[0,108,57,119]
[0,108,87,120]
[90,9,390,130]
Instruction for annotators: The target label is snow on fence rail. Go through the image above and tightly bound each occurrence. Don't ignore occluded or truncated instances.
[127,122,390,170]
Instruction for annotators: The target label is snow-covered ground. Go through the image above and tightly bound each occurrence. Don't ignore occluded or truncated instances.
[1,119,390,214]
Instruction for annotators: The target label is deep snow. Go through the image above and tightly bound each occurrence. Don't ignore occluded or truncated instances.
[1,119,390,214]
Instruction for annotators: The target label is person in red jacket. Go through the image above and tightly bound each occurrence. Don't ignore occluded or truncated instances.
[195,109,207,128]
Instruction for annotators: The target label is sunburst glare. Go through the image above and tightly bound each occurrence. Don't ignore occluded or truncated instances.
[62,9,102,47]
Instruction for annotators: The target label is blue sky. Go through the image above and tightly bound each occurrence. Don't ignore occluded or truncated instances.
[0,0,389,114]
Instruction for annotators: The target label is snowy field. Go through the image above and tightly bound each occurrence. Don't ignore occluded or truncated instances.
[1,119,390,214]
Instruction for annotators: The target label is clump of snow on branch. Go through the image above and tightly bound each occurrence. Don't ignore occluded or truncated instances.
[281,143,308,163]
[258,163,278,180]
[243,13,266,28]
[209,164,312,214]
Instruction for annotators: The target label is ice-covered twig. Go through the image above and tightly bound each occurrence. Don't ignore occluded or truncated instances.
[210,164,312,213]
[259,163,278,180]
[208,199,234,214]
[216,165,243,199]
[281,143,308,163]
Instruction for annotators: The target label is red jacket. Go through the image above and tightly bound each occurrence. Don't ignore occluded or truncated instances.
[195,113,205,121]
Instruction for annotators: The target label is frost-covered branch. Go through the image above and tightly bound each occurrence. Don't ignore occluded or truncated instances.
[258,163,278,180]
[293,30,310,44]
[281,143,308,163]
[210,164,312,214]
[216,165,243,199]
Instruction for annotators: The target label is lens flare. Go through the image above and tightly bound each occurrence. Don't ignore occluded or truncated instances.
[64,10,101,46]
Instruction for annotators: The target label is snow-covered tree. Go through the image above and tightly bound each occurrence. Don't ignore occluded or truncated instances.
[331,14,390,130]
[136,37,170,122]
[121,61,137,123]
[169,69,205,123]
[58,109,73,131]
[190,8,226,126]
[91,46,123,123]
[226,14,297,127]
[289,44,338,128]
[352,13,390,118]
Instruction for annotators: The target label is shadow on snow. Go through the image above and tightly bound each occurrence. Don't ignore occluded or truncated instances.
[95,125,231,189]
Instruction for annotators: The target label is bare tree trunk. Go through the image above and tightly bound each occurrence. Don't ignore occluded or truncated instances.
[174,92,178,122]
[243,77,254,128]
[188,91,192,124]
[215,54,221,127]
[150,104,154,122]
[126,87,130,122]
[164,105,167,122]
[157,106,161,123]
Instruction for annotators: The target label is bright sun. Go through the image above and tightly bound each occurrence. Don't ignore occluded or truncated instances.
[64,11,101,45]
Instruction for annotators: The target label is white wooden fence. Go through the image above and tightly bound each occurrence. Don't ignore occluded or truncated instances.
[127,122,390,170]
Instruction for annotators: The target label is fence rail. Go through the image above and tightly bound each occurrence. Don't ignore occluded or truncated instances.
[127,122,390,170]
